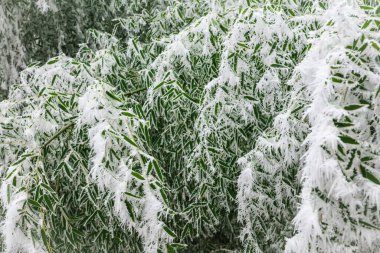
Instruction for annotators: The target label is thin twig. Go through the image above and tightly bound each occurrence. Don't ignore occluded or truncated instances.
[42,123,75,148]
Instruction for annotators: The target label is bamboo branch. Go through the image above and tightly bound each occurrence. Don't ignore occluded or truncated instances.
[42,122,75,148]
[40,87,145,149]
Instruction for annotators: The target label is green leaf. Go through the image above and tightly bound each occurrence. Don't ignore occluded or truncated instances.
[371,41,380,52]
[153,160,163,181]
[5,168,19,180]
[361,20,371,29]
[207,147,218,153]
[28,199,41,208]
[122,134,138,148]
[360,166,380,185]
[154,81,166,90]
[113,54,122,66]
[339,135,359,145]
[125,192,142,199]
[358,219,380,230]
[41,229,51,252]
[291,105,305,114]
[47,59,59,65]
[331,77,343,83]
[376,85,380,97]
[106,91,122,102]
[358,42,368,52]
[288,9,295,17]
[147,161,153,175]
[131,171,145,180]
[167,245,175,253]
[344,104,364,111]
[125,201,135,222]
[132,39,139,52]
[244,95,256,101]
[38,87,46,97]
[44,195,54,211]
[154,80,176,90]
[334,121,354,128]
[160,189,168,205]
[361,156,373,162]
[121,111,136,117]
[170,243,187,249]
[219,23,228,33]
[11,157,26,167]
[40,183,55,193]
[58,103,69,113]
[6,184,11,204]
[237,42,248,49]
[163,226,177,238]
[360,5,373,10]
[326,19,334,26]
[97,211,107,227]
[271,63,286,68]
[51,74,58,85]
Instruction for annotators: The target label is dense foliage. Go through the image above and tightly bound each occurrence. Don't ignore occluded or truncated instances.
[0,0,151,98]
[1,0,380,252]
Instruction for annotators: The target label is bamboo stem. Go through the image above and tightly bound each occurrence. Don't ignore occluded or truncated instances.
[42,123,75,148]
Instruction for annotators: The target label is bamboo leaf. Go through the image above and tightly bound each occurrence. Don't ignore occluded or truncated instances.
[339,135,359,145]
[131,171,145,180]
[106,91,122,102]
[360,166,380,185]
[163,226,177,238]
[344,104,364,111]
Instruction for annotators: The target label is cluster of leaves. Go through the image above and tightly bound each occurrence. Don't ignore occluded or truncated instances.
[1,0,380,253]
[0,0,171,99]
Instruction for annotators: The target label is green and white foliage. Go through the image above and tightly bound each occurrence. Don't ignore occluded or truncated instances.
[0,34,172,253]
[285,1,380,252]
[0,0,157,98]
[1,0,380,252]
[0,0,26,99]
